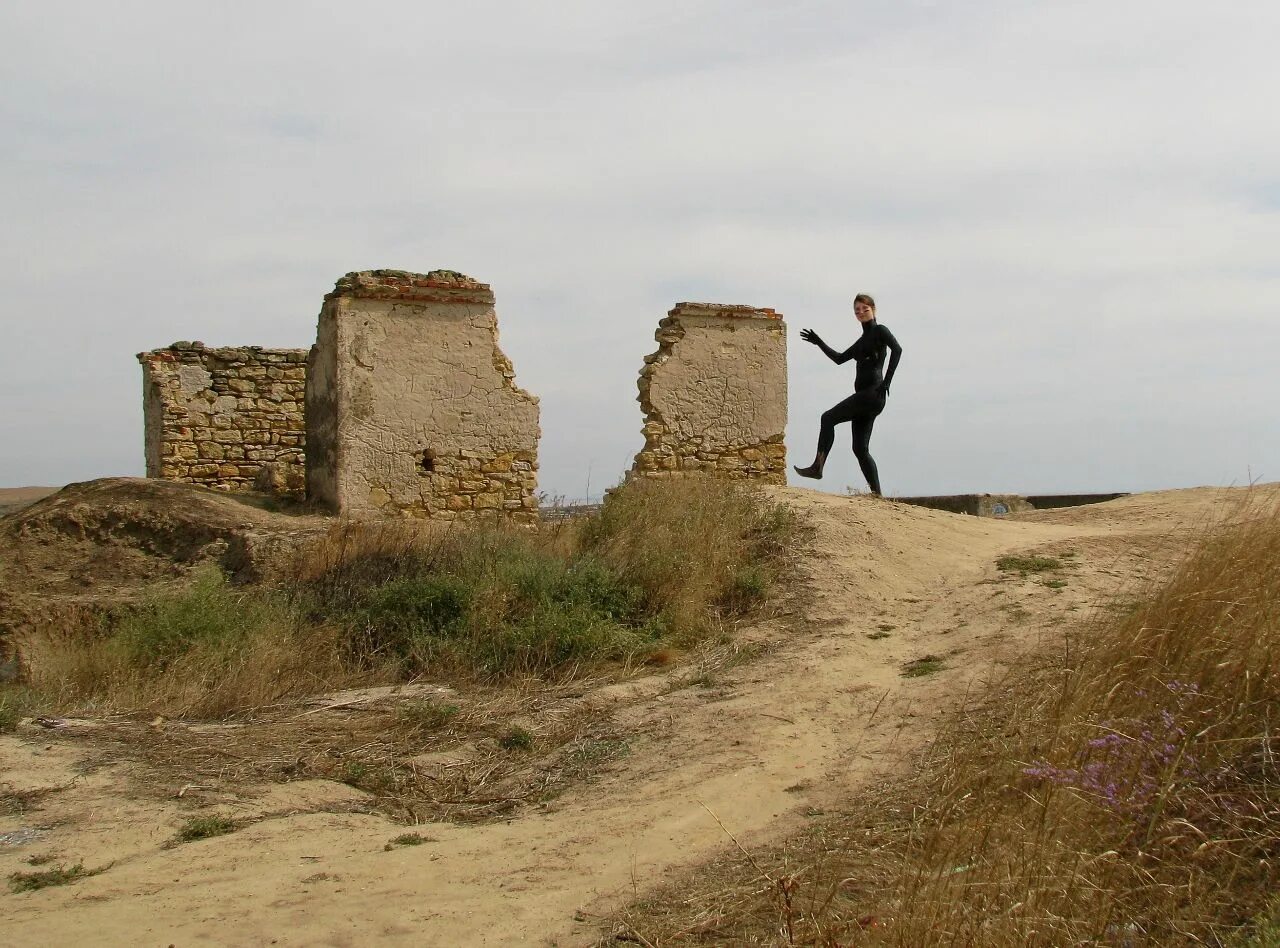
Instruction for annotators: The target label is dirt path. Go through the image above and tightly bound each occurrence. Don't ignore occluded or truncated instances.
[1,486,1259,947]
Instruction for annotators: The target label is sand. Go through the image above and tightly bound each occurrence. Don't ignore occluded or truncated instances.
[1,484,1266,947]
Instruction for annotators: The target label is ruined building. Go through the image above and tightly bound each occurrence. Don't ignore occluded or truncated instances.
[138,278,787,518]
[632,302,787,483]
[305,270,540,522]
[137,343,308,496]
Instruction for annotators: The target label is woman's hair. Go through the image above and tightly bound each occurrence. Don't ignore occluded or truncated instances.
[853,293,876,311]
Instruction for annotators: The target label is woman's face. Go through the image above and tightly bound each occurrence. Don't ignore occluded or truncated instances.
[854,300,876,323]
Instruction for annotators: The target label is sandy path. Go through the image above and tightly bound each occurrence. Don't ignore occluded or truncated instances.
[1,486,1258,947]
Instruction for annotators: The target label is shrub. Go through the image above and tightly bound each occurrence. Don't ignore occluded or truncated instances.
[175,815,236,843]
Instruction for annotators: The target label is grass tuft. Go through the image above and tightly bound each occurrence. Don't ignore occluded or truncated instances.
[500,726,534,752]
[901,655,946,678]
[8,863,103,893]
[175,815,237,843]
[997,554,1062,573]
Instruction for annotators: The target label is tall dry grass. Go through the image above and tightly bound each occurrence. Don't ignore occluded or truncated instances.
[10,476,805,718]
[637,493,1280,945]
[17,569,356,718]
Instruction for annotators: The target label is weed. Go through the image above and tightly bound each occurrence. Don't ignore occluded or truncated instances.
[385,832,431,849]
[901,655,946,678]
[565,738,630,775]
[8,863,103,893]
[397,699,461,731]
[175,815,236,843]
[1041,578,1068,589]
[25,854,54,867]
[500,726,534,752]
[0,685,36,732]
[997,554,1063,574]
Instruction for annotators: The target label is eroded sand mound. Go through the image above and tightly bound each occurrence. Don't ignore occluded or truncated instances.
[0,477,327,639]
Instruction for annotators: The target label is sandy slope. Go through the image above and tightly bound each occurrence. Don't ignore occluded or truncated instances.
[1,485,1267,947]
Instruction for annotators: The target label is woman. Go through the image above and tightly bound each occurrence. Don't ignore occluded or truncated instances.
[794,293,902,495]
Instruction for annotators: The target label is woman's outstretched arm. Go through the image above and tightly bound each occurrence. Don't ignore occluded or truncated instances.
[799,328,856,364]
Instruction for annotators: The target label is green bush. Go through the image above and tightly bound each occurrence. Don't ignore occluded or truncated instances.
[113,568,293,670]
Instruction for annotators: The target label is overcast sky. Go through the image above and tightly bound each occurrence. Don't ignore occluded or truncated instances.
[3,1,1277,500]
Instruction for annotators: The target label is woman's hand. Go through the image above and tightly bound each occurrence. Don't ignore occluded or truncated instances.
[800,328,822,346]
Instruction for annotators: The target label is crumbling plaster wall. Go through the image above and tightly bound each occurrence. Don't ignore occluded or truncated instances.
[632,302,787,483]
[137,343,307,496]
[305,270,540,521]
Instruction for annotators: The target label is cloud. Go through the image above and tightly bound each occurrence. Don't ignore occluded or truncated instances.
[2,0,1278,496]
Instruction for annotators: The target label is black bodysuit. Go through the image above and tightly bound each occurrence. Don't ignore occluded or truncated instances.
[811,322,902,494]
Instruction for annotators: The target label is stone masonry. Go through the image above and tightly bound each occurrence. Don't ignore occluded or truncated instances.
[632,302,787,483]
[306,270,540,522]
[137,343,307,496]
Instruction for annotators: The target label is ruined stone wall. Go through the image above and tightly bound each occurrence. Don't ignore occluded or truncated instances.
[632,302,787,483]
[137,343,308,496]
[305,270,540,522]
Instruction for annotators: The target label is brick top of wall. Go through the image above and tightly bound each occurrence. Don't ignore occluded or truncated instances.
[136,343,308,365]
[668,302,782,320]
[325,269,495,305]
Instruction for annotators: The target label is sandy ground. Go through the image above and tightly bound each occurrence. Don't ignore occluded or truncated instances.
[1,484,1266,947]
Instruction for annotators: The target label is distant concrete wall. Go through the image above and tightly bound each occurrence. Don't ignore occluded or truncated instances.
[305,269,540,521]
[1026,493,1128,509]
[137,343,307,496]
[898,493,1128,517]
[896,494,1033,517]
[631,302,787,483]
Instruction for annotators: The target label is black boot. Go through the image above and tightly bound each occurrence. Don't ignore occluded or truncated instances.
[793,451,827,480]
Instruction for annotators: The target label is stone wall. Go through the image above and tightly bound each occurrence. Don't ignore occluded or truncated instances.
[631,302,787,483]
[137,343,307,496]
[305,269,540,522]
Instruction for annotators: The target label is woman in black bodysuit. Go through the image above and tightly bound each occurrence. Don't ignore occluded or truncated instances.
[794,293,902,495]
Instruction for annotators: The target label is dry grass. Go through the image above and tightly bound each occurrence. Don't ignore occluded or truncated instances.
[9,477,804,720]
[624,493,1280,946]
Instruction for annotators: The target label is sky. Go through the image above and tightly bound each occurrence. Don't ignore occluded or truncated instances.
[3,0,1278,501]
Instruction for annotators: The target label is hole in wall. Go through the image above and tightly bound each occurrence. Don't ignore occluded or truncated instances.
[419,448,436,474]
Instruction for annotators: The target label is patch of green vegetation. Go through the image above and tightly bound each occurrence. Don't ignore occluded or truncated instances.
[385,832,432,849]
[8,863,103,893]
[397,699,460,731]
[565,738,630,774]
[1232,895,1280,946]
[901,655,947,678]
[0,685,36,733]
[1040,579,1068,589]
[114,567,294,670]
[996,555,1063,574]
[175,815,237,843]
[339,760,400,793]
[500,726,534,752]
